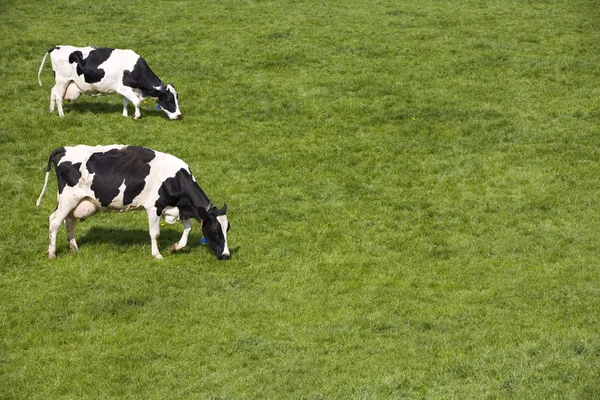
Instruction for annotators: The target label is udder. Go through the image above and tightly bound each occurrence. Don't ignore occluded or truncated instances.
[64,82,82,101]
[71,199,99,220]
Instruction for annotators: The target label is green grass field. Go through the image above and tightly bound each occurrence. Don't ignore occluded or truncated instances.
[1,0,600,398]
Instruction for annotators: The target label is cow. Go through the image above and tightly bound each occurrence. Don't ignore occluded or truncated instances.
[37,46,182,120]
[36,145,230,260]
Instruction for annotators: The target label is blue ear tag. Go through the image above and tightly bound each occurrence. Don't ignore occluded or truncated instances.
[156,105,161,110]
[201,237,207,244]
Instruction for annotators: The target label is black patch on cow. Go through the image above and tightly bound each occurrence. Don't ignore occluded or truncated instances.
[122,57,162,95]
[48,147,81,194]
[47,147,66,172]
[55,162,82,194]
[47,46,59,54]
[122,58,178,113]
[86,146,155,207]
[156,87,178,113]
[154,168,212,220]
[69,47,114,84]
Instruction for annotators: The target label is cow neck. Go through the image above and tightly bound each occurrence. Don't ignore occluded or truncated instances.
[186,178,213,214]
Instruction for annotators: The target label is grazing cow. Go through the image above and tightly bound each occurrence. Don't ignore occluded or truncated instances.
[38,46,182,120]
[36,145,230,260]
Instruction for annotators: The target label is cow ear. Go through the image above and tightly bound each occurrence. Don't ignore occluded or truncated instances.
[218,204,228,215]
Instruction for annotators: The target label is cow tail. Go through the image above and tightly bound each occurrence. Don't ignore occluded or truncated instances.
[36,147,62,207]
[37,51,49,87]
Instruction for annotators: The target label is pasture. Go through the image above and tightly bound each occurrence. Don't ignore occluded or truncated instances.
[1,0,600,398]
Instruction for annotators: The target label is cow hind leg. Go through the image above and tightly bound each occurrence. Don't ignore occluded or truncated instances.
[65,215,78,253]
[50,82,69,117]
[65,199,98,253]
[47,203,76,258]
[171,219,193,253]
[49,86,56,113]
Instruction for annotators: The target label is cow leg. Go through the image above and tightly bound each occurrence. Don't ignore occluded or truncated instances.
[146,209,163,259]
[49,87,56,113]
[171,219,193,253]
[65,214,79,253]
[50,81,69,117]
[46,203,75,258]
[118,87,142,119]
[122,97,130,117]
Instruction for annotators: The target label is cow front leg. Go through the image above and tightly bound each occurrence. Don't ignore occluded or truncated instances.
[131,100,142,120]
[147,209,163,259]
[122,97,130,117]
[65,214,79,253]
[118,88,142,119]
[171,219,193,253]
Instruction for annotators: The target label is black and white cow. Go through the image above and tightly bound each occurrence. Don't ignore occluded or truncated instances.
[36,145,230,260]
[38,46,181,120]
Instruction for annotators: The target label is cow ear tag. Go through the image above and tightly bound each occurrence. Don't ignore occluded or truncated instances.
[200,219,206,245]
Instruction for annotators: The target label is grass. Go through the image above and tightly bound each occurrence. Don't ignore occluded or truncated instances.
[1,0,600,398]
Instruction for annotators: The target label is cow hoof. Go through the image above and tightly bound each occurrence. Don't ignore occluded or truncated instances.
[47,252,56,259]
[154,253,163,260]
[170,243,180,253]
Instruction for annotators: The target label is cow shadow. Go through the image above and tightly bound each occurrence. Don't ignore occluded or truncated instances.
[66,101,122,115]
[77,226,211,255]
[66,101,166,118]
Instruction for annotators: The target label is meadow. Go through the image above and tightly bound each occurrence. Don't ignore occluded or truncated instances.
[1,0,600,398]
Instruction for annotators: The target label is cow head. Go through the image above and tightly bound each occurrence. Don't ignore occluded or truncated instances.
[201,204,230,260]
[156,84,182,120]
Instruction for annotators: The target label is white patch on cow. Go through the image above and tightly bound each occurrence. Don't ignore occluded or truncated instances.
[217,214,230,258]
[81,49,139,96]
[145,152,190,196]
[108,181,127,208]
